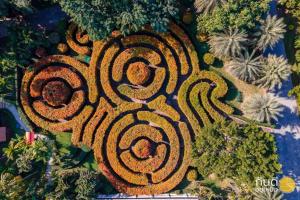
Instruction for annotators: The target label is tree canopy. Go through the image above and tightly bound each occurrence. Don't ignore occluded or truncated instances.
[192,121,281,188]
[56,0,179,40]
[197,0,271,34]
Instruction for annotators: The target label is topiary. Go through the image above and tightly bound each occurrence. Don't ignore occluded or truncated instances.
[57,43,69,54]
[196,33,208,42]
[203,53,215,65]
[186,169,198,181]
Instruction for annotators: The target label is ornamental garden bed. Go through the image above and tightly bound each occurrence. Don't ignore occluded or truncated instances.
[18,22,234,195]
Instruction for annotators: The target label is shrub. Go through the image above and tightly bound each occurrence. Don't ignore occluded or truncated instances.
[187,169,198,181]
[57,43,69,53]
[203,53,215,65]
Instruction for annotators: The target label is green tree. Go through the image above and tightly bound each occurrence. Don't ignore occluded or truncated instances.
[208,28,248,59]
[194,0,227,14]
[256,55,291,89]
[255,15,286,51]
[227,50,263,82]
[56,0,179,40]
[0,23,49,100]
[3,136,52,174]
[75,170,97,200]
[197,0,271,34]
[192,121,281,188]
[253,188,283,200]
[0,173,26,200]
[279,0,300,19]
[242,94,284,123]
[45,150,99,199]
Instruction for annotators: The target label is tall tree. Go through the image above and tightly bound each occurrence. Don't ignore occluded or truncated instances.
[227,50,263,82]
[255,15,286,51]
[197,0,271,34]
[256,55,291,89]
[192,121,281,188]
[56,0,179,40]
[194,0,227,14]
[208,28,248,59]
[242,94,284,123]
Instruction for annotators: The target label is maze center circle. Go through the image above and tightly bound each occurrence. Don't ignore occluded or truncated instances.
[131,138,153,159]
[42,81,71,106]
[126,62,150,85]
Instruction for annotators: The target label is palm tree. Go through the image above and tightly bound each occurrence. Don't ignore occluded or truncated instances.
[208,28,248,59]
[226,50,263,82]
[255,55,291,89]
[242,94,283,123]
[194,0,227,14]
[253,188,283,200]
[0,172,26,199]
[255,15,286,51]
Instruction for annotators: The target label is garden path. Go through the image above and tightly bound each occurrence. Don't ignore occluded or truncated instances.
[0,100,30,132]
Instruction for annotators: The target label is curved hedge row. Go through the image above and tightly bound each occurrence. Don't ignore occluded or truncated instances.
[20,22,233,195]
[66,23,91,55]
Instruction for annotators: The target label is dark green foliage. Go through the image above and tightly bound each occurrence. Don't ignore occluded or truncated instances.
[56,0,179,40]
[45,151,98,200]
[289,85,300,111]
[0,23,49,101]
[0,1,9,17]
[192,121,281,188]
[197,0,271,34]
[0,0,54,17]
[2,136,52,173]
[279,0,300,19]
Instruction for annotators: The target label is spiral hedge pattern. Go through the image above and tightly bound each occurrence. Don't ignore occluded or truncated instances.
[20,22,233,195]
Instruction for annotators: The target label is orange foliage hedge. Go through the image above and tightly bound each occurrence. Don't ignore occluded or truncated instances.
[20,22,234,196]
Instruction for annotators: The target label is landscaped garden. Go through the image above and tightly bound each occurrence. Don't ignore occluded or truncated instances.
[0,0,299,199]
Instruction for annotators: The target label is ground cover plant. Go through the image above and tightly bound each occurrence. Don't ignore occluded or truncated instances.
[19,21,234,195]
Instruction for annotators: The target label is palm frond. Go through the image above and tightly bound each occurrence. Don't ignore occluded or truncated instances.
[242,94,284,123]
[256,15,286,51]
[227,50,263,82]
[208,28,248,59]
[255,55,291,89]
[253,188,283,200]
[194,0,227,14]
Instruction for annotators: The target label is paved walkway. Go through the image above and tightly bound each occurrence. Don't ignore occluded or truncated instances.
[266,1,300,199]
[0,101,30,132]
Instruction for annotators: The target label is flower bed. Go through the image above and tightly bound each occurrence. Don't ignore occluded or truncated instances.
[20,22,233,195]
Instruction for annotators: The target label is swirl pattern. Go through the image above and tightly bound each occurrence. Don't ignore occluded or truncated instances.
[20,22,233,195]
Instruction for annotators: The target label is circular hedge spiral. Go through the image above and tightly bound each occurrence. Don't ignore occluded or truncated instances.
[20,22,233,195]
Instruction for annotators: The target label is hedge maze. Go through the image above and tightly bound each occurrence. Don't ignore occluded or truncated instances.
[20,22,234,195]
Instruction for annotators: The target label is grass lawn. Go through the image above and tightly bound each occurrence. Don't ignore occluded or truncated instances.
[209,66,266,110]
[53,132,98,171]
